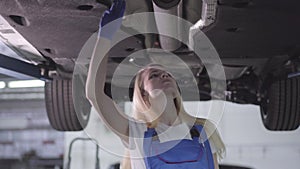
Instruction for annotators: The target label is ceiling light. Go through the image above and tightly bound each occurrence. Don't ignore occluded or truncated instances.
[0,81,5,89]
[8,80,45,88]
[129,57,134,62]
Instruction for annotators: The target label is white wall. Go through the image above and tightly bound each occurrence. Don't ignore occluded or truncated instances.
[216,102,300,169]
[0,99,64,159]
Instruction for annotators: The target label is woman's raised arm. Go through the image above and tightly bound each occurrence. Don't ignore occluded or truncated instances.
[86,0,129,141]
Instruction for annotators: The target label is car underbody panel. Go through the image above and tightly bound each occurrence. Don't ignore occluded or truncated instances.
[0,0,300,131]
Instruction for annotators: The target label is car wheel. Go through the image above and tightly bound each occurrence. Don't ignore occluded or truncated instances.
[260,77,300,131]
[45,78,91,131]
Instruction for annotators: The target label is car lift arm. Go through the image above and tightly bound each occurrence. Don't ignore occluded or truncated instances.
[0,53,51,80]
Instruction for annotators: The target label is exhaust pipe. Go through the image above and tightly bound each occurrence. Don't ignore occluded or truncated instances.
[152,0,182,51]
[152,0,218,51]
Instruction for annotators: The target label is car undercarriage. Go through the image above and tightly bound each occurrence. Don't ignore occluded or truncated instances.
[0,0,299,131]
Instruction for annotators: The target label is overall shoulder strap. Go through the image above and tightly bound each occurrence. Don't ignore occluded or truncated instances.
[143,128,156,169]
[144,128,156,138]
[194,124,215,169]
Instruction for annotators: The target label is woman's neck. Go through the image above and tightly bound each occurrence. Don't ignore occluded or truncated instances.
[159,95,180,126]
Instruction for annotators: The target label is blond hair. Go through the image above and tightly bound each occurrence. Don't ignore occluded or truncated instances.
[132,64,183,128]
[122,64,225,168]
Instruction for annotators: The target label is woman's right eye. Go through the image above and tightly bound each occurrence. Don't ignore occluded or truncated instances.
[149,73,159,79]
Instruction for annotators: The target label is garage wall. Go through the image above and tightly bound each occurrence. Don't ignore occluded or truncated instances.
[0,87,64,168]
[216,102,300,169]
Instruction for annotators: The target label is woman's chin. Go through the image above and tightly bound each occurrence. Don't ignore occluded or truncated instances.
[149,87,179,100]
[149,89,165,98]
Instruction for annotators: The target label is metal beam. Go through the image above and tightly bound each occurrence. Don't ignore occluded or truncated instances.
[0,53,51,80]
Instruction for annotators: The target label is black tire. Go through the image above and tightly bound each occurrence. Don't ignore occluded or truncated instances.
[260,77,300,131]
[45,78,91,131]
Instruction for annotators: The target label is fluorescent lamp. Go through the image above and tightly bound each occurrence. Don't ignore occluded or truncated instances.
[8,80,45,88]
[0,81,5,89]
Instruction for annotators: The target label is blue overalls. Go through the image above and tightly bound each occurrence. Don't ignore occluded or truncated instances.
[143,124,214,169]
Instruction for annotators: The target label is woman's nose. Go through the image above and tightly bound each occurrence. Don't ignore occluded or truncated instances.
[161,72,169,78]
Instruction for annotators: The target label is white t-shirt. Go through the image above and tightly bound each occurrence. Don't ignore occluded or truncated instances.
[123,118,217,169]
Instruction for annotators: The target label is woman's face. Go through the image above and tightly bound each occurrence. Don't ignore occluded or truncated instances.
[140,67,179,98]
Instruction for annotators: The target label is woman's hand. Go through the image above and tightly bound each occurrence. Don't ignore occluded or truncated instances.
[99,0,126,40]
